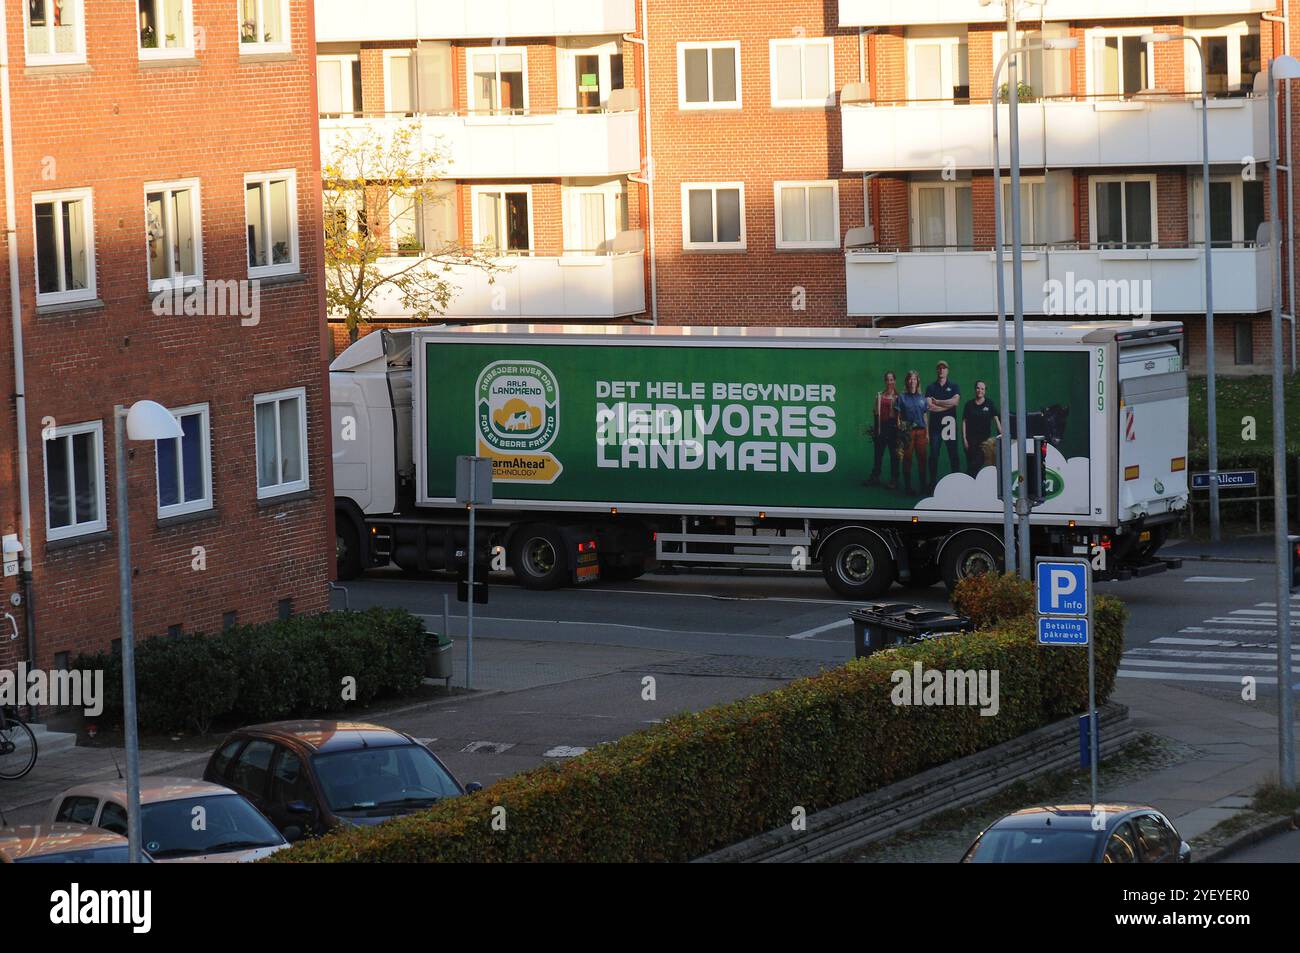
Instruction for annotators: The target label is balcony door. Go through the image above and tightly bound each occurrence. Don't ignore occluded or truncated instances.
[1192,176,1265,248]
[1186,18,1261,96]
[563,177,629,254]
[558,38,626,113]
[905,28,969,104]
[385,42,452,116]
[469,48,527,115]
[1090,176,1156,248]
[1086,30,1154,98]
[474,186,533,255]
[910,180,972,250]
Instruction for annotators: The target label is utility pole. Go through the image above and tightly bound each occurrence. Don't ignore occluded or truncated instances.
[1006,1,1032,578]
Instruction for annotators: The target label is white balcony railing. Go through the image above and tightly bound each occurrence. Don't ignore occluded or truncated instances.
[845,246,1269,317]
[842,95,1267,172]
[363,251,647,321]
[321,109,642,180]
[316,0,637,42]
[838,0,1274,27]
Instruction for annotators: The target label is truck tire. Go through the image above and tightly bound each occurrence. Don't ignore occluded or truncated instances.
[940,531,1004,593]
[509,525,570,590]
[820,530,895,600]
[336,516,362,581]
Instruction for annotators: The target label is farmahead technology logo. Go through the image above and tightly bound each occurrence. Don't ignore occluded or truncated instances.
[475,360,563,484]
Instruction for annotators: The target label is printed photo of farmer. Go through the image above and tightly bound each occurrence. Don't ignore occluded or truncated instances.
[895,370,929,495]
[962,380,1001,475]
[925,360,960,493]
[864,370,900,489]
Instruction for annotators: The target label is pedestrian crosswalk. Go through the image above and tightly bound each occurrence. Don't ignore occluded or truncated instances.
[1118,595,1300,688]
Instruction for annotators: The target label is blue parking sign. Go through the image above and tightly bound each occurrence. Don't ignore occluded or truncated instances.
[1036,561,1090,617]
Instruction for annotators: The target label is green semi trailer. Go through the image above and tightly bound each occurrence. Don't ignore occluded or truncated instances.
[330,321,1188,597]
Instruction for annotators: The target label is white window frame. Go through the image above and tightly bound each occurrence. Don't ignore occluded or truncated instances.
[562,177,628,254]
[677,41,743,111]
[909,180,973,249]
[244,170,299,279]
[1084,28,1156,98]
[1089,174,1159,247]
[238,0,291,54]
[24,0,87,67]
[1191,174,1265,247]
[999,176,1047,247]
[32,187,96,307]
[254,387,309,500]
[317,53,359,116]
[681,182,747,251]
[383,48,417,116]
[992,27,1073,100]
[773,180,840,250]
[156,403,213,519]
[557,37,624,112]
[138,0,196,60]
[471,185,535,255]
[1184,19,1260,95]
[144,178,203,291]
[905,31,968,104]
[466,45,530,115]
[769,37,835,108]
[43,419,106,542]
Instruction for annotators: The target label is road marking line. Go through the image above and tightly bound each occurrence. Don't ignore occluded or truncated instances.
[1184,576,1254,583]
[789,618,853,640]
[1126,649,1300,663]
[461,741,516,754]
[1117,670,1276,685]
[1156,636,1241,646]
[543,746,589,758]
[1229,609,1300,617]
[1119,659,1283,671]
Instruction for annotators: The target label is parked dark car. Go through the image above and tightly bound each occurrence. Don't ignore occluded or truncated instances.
[961,805,1191,863]
[203,720,481,839]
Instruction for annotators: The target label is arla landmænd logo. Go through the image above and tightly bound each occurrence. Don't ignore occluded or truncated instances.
[475,360,563,483]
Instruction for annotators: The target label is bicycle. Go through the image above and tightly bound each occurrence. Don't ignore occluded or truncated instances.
[0,705,37,780]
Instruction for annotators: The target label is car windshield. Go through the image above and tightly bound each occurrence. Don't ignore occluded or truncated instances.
[312,744,461,814]
[17,845,136,864]
[966,828,1102,863]
[140,795,284,859]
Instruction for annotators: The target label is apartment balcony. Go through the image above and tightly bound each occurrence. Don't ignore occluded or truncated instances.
[842,94,1266,173]
[838,0,1274,27]
[366,250,647,321]
[316,0,637,42]
[321,105,641,180]
[845,245,1269,317]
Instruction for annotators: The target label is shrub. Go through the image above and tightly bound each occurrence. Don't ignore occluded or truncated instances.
[950,572,1035,629]
[71,608,426,734]
[269,601,1125,864]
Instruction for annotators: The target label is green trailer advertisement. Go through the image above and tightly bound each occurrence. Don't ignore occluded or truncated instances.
[416,330,1099,519]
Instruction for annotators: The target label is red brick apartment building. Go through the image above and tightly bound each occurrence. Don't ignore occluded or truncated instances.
[321,0,1300,374]
[0,0,334,677]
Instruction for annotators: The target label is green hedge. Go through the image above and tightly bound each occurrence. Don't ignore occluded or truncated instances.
[72,608,426,735]
[270,577,1126,863]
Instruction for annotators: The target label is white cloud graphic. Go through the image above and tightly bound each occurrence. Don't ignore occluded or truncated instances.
[916,444,1090,515]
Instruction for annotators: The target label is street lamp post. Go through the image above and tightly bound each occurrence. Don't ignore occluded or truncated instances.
[1265,56,1300,791]
[114,400,184,862]
[992,33,1078,577]
[1144,33,1220,543]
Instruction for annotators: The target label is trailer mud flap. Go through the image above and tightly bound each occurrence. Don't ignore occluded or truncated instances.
[573,538,600,585]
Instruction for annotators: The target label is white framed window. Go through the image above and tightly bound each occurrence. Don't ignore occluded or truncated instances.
[993,26,1072,100]
[910,180,972,249]
[138,0,194,58]
[145,180,202,290]
[1090,175,1157,248]
[472,186,533,255]
[1000,178,1047,246]
[557,38,626,113]
[1085,29,1155,98]
[244,171,299,278]
[906,29,969,103]
[156,404,212,518]
[43,420,106,541]
[468,47,528,115]
[385,45,454,116]
[681,183,745,251]
[318,54,361,117]
[770,38,834,108]
[33,188,95,307]
[389,183,458,255]
[677,41,742,110]
[562,177,629,254]
[239,0,289,53]
[25,0,85,66]
[774,181,839,249]
[1192,175,1266,248]
[1185,18,1261,96]
[254,388,308,499]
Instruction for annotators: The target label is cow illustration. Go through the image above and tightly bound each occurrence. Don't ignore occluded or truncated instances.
[501,410,533,431]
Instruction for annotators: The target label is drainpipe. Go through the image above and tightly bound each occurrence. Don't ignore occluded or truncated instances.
[624,2,656,325]
[0,0,38,677]
[1266,5,1297,371]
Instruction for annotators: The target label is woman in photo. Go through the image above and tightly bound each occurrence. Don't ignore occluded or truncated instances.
[895,370,929,496]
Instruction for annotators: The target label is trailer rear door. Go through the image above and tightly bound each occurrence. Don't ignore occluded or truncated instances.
[1117,342,1189,523]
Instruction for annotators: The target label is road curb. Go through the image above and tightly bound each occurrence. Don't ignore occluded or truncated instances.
[1196,809,1300,863]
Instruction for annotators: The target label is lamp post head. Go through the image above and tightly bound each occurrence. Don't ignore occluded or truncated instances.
[123,400,183,441]
[1042,38,1078,51]
[1271,54,1300,81]
[1141,32,1173,44]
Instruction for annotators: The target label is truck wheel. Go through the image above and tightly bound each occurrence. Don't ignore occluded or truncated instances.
[509,525,569,590]
[820,531,895,600]
[336,516,362,581]
[940,532,1004,593]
